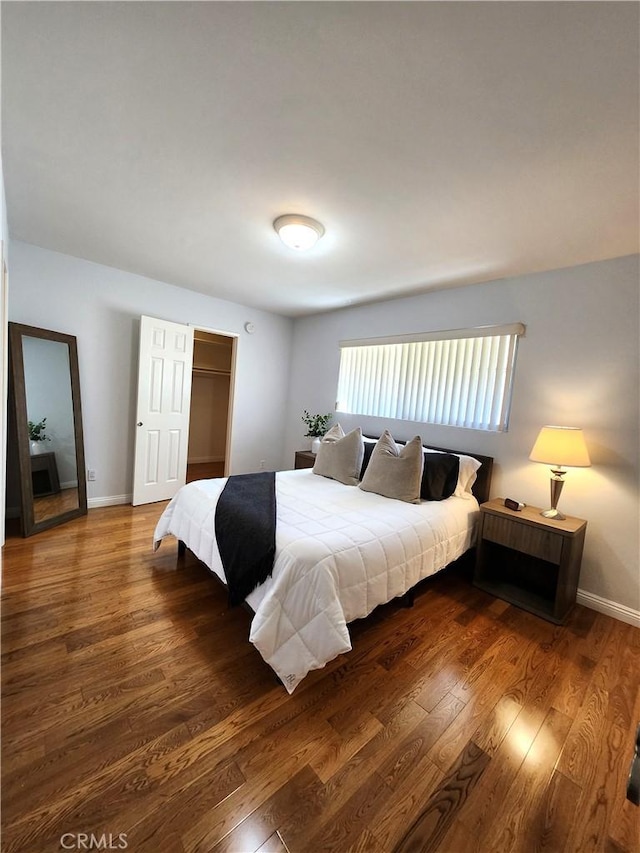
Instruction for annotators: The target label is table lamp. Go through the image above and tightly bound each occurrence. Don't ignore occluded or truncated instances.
[529,426,591,520]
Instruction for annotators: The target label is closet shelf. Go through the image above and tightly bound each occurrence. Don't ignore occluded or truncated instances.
[193,366,231,377]
[193,335,230,347]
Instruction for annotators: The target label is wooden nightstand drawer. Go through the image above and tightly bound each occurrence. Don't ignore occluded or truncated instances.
[483,513,563,563]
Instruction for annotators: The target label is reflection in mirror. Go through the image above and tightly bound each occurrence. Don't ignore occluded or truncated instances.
[23,336,79,524]
[8,323,87,536]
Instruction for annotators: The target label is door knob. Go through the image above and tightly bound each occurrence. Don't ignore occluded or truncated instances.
[137,422,143,427]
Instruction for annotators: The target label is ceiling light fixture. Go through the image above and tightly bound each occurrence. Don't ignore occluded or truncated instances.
[273,214,324,251]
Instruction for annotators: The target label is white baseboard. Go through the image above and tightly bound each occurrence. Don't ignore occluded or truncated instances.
[577,588,640,628]
[87,494,132,509]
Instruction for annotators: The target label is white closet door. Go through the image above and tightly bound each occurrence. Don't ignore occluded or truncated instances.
[132,316,194,506]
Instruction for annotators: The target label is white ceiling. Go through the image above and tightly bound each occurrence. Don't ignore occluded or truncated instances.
[2,2,638,317]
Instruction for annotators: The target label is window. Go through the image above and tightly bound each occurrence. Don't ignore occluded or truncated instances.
[336,323,524,432]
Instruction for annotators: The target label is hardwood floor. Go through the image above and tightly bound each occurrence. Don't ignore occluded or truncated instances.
[33,486,80,524]
[2,503,639,853]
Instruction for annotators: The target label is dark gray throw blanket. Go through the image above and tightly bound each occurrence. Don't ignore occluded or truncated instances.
[214,471,276,606]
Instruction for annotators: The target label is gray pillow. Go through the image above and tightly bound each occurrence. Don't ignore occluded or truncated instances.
[313,425,364,486]
[359,431,424,503]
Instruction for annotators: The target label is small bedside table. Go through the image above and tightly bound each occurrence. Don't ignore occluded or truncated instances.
[294,450,316,470]
[30,452,61,497]
[474,498,587,624]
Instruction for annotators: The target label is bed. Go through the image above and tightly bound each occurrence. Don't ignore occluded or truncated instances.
[153,439,493,693]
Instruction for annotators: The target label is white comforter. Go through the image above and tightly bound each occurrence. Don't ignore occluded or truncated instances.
[153,469,479,693]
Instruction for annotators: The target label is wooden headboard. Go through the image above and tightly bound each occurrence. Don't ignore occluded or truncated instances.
[364,435,493,505]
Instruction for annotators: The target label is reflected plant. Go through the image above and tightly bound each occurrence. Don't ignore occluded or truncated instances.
[28,418,51,442]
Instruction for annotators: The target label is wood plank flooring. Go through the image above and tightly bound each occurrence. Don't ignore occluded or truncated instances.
[2,502,639,853]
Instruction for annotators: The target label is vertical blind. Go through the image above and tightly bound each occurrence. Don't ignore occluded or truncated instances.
[336,324,525,432]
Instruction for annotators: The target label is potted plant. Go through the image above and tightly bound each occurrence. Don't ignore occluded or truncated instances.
[302,410,333,453]
[28,418,51,455]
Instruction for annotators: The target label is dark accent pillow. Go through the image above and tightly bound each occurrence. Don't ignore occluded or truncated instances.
[421,452,460,501]
[360,439,377,480]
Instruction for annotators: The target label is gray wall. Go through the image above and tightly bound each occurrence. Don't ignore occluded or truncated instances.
[285,255,640,618]
[9,241,293,503]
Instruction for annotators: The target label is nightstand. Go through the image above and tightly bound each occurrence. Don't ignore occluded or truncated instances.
[30,452,61,497]
[294,450,316,470]
[474,498,587,624]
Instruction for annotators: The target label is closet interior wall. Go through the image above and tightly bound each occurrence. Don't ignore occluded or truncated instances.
[187,330,233,479]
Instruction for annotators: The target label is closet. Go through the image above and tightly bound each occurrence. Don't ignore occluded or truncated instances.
[186,330,234,481]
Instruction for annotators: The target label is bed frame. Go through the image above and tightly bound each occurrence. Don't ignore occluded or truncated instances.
[175,445,494,682]
[391,442,493,606]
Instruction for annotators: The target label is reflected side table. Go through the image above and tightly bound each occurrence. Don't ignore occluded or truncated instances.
[30,452,61,497]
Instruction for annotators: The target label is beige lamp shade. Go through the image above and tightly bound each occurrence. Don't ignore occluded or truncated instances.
[529,426,591,468]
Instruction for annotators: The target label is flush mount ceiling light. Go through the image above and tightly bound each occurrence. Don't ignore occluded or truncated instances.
[273,214,325,251]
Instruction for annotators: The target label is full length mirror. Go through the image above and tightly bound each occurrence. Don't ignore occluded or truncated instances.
[8,323,87,536]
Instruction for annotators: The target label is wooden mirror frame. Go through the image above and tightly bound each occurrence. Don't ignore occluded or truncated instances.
[8,322,87,536]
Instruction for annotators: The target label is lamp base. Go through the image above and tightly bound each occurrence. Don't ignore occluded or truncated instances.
[541,507,566,520]
[542,470,566,521]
